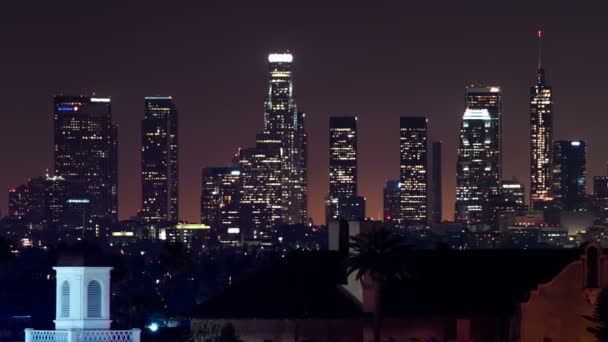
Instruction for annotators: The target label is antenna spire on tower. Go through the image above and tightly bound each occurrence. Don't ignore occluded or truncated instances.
[537,28,543,68]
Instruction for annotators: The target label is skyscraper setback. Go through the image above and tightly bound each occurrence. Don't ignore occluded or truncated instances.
[263,52,308,225]
[529,29,554,211]
[54,95,118,223]
[399,117,428,227]
[141,97,179,223]
[327,116,359,223]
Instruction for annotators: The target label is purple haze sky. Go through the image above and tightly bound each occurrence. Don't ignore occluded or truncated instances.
[1,1,608,224]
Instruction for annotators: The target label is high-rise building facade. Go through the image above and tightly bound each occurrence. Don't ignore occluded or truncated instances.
[8,184,30,221]
[500,179,526,208]
[552,140,586,210]
[141,97,179,223]
[239,137,282,239]
[530,30,554,210]
[327,116,358,223]
[465,86,502,198]
[429,141,443,225]
[593,176,608,225]
[383,180,401,223]
[201,167,241,240]
[263,53,308,225]
[54,96,118,223]
[455,109,494,225]
[9,174,66,226]
[399,117,428,227]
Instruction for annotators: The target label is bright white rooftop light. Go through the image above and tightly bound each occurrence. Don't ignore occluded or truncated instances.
[268,53,293,63]
[463,108,491,121]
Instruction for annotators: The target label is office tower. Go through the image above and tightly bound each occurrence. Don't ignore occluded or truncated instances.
[500,179,526,208]
[29,174,67,226]
[399,117,428,227]
[593,176,608,225]
[327,116,358,223]
[200,167,241,240]
[54,96,118,223]
[429,141,443,225]
[455,109,494,225]
[465,86,502,198]
[141,97,179,223]
[530,29,554,210]
[263,52,308,225]
[239,134,283,239]
[340,196,366,221]
[488,179,528,228]
[9,174,67,226]
[383,180,401,223]
[8,184,30,220]
[552,140,586,210]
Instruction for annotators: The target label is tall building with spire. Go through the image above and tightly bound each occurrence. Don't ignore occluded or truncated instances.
[530,29,554,211]
[141,97,179,223]
[54,95,118,224]
[263,52,308,225]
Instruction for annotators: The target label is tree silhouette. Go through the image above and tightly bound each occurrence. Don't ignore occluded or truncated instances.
[218,323,239,342]
[345,227,410,342]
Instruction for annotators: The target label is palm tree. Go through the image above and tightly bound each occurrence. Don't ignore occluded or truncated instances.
[345,227,410,342]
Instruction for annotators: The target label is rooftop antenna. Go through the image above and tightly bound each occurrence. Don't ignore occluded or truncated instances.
[537,28,543,68]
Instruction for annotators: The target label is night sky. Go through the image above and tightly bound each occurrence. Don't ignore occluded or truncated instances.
[2,1,608,224]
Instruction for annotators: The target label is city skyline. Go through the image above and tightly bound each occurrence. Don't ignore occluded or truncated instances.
[3,2,608,224]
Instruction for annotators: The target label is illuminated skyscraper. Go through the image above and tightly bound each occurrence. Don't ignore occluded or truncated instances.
[54,95,118,223]
[383,180,401,223]
[465,86,502,198]
[8,184,30,221]
[455,109,494,225]
[141,97,179,223]
[327,116,358,223]
[552,140,586,211]
[593,176,608,225]
[201,167,241,241]
[264,52,308,225]
[399,117,428,227]
[500,179,526,208]
[239,133,283,239]
[429,141,443,225]
[9,174,66,226]
[530,29,554,210]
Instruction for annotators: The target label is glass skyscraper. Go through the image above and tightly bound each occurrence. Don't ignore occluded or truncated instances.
[455,86,502,225]
[455,109,494,225]
[54,95,118,223]
[239,137,283,239]
[383,180,401,223]
[327,116,359,223]
[201,167,241,242]
[552,140,586,211]
[141,96,179,223]
[430,141,443,225]
[530,30,554,210]
[263,52,308,225]
[399,116,428,227]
